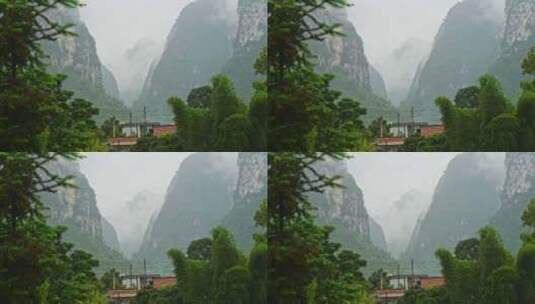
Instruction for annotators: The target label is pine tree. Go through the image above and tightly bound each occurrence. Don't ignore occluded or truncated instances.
[0,0,100,151]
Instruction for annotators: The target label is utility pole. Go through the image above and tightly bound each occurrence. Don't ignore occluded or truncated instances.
[410,258,415,288]
[397,112,401,137]
[380,116,384,138]
[411,258,416,302]
[397,263,400,289]
[411,106,415,123]
[129,112,133,137]
[130,263,133,289]
[143,106,147,136]
[144,258,147,276]
[143,106,147,124]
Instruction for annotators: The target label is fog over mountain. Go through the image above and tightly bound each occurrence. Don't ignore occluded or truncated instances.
[347,153,506,256]
[79,153,193,255]
[78,0,238,104]
[348,0,504,104]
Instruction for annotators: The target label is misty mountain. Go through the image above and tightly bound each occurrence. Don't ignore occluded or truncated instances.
[369,217,388,251]
[115,190,164,257]
[308,158,396,274]
[102,216,121,252]
[222,0,267,99]
[491,0,535,97]
[381,190,431,258]
[222,153,267,251]
[403,153,503,274]
[42,7,128,123]
[403,0,504,122]
[310,7,396,122]
[135,153,239,267]
[40,159,127,273]
[381,38,432,105]
[491,153,535,252]
[369,65,388,100]
[136,0,239,122]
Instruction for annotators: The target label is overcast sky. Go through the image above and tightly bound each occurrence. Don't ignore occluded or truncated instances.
[348,153,459,220]
[348,152,506,254]
[79,0,192,68]
[79,153,191,220]
[348,0,460,65]
[78,152,242,256]
[79,0,196,103]
[347,0,505,103]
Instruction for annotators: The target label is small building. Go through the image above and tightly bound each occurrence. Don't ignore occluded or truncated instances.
[419,124,444,138]
[376,288,405,304]
[108,137,138,151]
[120,273,161,290]
[376,137,405,152]
[121,122,164,138]
[419,276,445,289]
[152,124,177,138]
[107,289,137,304]
[388,274,432,290]
[153,276,177,289]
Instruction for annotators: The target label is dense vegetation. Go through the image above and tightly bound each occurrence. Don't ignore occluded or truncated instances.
[0,0,103,152]
[0,153,106,303]
[268,152,375,303]
[402,153,502,274]
[133,218,267,303]
[268,0,371,151]
[134,52,267,152]
[399,198,535,304]
[406,46,535,152]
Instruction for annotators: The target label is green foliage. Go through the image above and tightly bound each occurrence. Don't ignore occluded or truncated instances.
[478,75,508,125]
[401,134,447,152]
[427,199,535,304]
[454,238,480,261]
[433,46,535,151]
[140,225,266,304]
[139,74,266,151]
[211,227,241,283]
[398,286,449,304]
[133,286,182,304]
[369,268,391,289]
[0,0,102,152]
[187,238,213,261]
[0,153,104,302]
[268,0,371,151]
[368,117,391,139]
[517,91,535,151]
[217,114,251,151]
[268,152,372,302]
[100,268,123,290]
[216,266,251,304]
[211,75,241,129]
[249,243,267,303]
[101,116,123,138]
[187,86,213,108]
[522,199,535,243]
[455,86,480,108]
[481,113,520,151]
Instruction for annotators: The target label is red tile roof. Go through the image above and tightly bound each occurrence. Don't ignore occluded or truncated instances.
[420,125,444,138]
[420,276,445,289]
[153,276,176,289]
[153,124,176,138]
